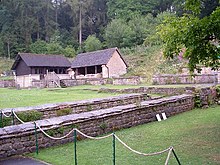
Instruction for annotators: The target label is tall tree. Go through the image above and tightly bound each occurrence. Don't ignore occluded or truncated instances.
[158,0,220,71]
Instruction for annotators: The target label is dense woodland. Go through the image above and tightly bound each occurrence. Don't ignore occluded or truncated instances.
[0,0,219,70]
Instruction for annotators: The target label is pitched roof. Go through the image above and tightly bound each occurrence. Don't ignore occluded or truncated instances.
[12,53,71,70]
[71,47,127,68]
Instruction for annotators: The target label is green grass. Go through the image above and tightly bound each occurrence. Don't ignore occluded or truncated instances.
[29,106,220,165]
[0,87,119,109]
[0,84,213,109]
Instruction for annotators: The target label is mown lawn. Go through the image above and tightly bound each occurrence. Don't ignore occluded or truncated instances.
[0,87,119,109]
[29,106,220,165]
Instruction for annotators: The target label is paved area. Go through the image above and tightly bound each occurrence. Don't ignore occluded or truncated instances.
[0,156,50,165]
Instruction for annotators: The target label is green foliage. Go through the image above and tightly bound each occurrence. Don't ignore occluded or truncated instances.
[84,35,102,52]
[158,1,220,72]
[107,0,179,21]
[17,110,43,122]
[104,19,134,48]
[215,85,220,98]
[86,105,92,112]
[99,122,107,131]
[63,45,76,58]
[29,40,48,54]
[56,108,72,116]
[46,42,65,55]
[0,57,14,73]
[2,117,12,127]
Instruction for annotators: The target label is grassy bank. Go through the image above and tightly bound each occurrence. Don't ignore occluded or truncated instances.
[0,57,13,74]
[29,106,220,165]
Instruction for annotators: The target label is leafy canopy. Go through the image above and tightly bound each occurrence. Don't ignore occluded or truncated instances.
[158,0,220,71]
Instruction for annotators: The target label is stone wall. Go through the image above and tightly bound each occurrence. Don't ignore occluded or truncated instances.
[113,77,141,85]
[2,93,151,125]
[0,94,194,159]
[98,86,216,108]
[0,80,15,88]
[152,74,217,85]
[61,77,140,86]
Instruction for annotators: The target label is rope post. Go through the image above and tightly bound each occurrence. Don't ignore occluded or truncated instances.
[172,148,181,165]
[74,129,77,165]
[112,133,116,165]
[0,111,2,128]
[11,110,15,125]
[34,122,39,155]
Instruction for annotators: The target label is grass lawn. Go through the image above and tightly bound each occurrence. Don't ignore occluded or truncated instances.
[0,87,119,109]
[29,106,220,165]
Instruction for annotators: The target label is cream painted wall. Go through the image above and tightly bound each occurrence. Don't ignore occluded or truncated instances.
[106,51,127,78]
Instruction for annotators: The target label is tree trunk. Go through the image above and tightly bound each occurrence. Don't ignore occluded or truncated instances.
[7,42,10,59]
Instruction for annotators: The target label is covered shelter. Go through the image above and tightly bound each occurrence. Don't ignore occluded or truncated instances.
[71,47,127,78]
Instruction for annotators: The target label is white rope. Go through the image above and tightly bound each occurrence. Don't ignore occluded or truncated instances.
[165,147,173,165]
[2,111,12,118]
[115,135,171,156]
[35,122,75,140]
[75,128,113,140]
[12,111,25,124]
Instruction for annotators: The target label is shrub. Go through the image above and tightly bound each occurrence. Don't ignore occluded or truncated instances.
[17,110,43,122]
[56,108,72,116]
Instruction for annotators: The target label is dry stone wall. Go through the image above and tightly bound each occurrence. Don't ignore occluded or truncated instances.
[0,80,15,88]
[99,86,216,108]
[2,93,151,125]
[153,74,217,85]
[0,94,194,159]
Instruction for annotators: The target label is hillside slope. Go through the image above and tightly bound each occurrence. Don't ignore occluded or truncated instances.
[122,45,184,83]
[0,58,14,74]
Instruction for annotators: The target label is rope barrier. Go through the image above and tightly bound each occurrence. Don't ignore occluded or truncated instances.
[2,111,12,118]
[114,135,171,156]
[1,110,181,164]
[34,122,75,140]
[12,111,25,124]
[165,147,173,165]
[75,128,113,140]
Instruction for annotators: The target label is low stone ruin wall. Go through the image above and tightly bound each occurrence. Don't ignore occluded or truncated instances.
[0,94,194,158]
[152,74,217,85]
[0,80,15,88]
[2,93,151,125]
[99,86,216,107]
[61,77,141,86]
[113,77,141,85]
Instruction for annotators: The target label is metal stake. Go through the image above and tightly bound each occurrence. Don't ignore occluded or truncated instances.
[0,111,2,128]
[34,122,39,155]
[74,129,77,165]
[11,110,15,125]
[112,133,116,165]
[172,148,181,165]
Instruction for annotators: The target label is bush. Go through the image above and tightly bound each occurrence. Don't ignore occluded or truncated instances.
[56,108,72,116]
[17,110,43,122]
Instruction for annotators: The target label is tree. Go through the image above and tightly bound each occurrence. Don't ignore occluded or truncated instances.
[29,40,48,54]
[46,42,65,55]
[158,0,220,72]
[104,19,134,48]
[84,35,102,52]
[63,45,76,57]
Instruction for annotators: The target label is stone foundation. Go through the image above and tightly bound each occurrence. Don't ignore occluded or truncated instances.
[152,74,217,85]
[0,94,194,159]
[98,86,216,107]
[2,93,151,125]
[0,80,15,88]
